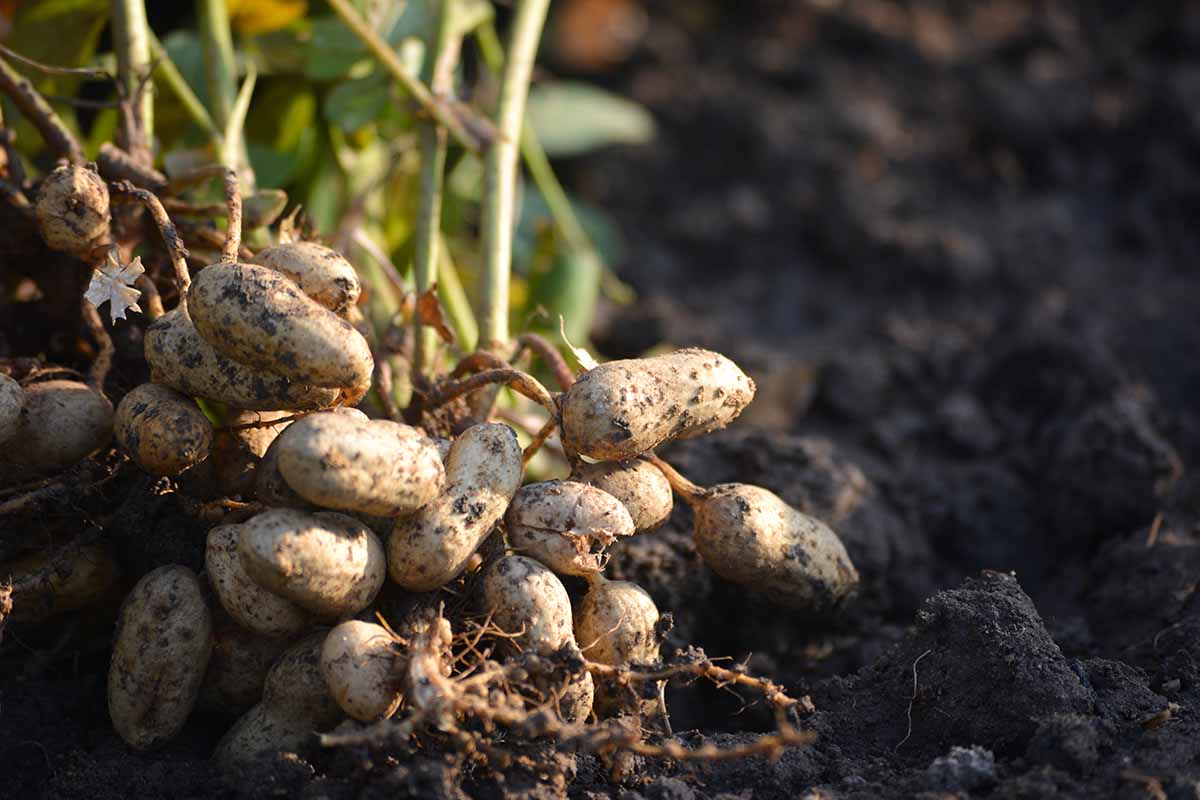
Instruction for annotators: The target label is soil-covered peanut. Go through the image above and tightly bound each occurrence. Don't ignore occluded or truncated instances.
[480,555,594,721]
[206,524,313,638]
[0,373,23,445]
[4,542,118,622]
[575,577,661,667]
[255,408,366,508]
[210,410,292,496]
[693,484,859,613]
[198,620,292,713]
[0,380,112,475]
[214,632,342,769]
[35,163,110,258]
[561,348,755,461]
[187,262,373,389]
[239,509,385,619]
[114,383,213,477]
[320,620,403,721]
[252,241,361,315]
[388,423,522,592]
[482,555,575,653]
[276,413,445,516]
[108,565,213,750]
[146,307,340,410]
[506,480,635,575]
[575,577,661,716]
[570,459,673,533]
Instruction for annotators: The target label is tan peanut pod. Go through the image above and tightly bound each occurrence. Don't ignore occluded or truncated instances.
[575,576,661,717]
[570,459,673,533]
[251,241,361,315]
[114,383,213,477]
[480,555,593,722]
[575,576,661,667]
[254,408,367,509]
[505,480,635,576]
[693,484,859,613]
[0,373,23,445]
[560,348,755,461]
[35,164,110,258]
[145,307,340,411]
[276,413,445,517]
[198,619,293,713]
[0,380,112,476]
[187,262,373,389]
[4,541,118,622]
[238,509,386,619]
[205,524,314,638]
[214,631,342,769]
[388,423,522,592]
[108,565,213,750]
[320,620,403,721]
[210,410,293,497]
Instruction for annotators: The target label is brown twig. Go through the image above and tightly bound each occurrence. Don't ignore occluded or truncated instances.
[134,274,164,320]
[375,358,402,422]
[0,177,35,223]
[516,333,577,390]
[108,180,191,292]
[0,44,111,80]
[167,164,242,262]
[0,55,84,163]
[522,416,559,466]
[424,369,558,416]
[452,350,513,378]
[176,219,255,262]
[97,142,167,192]
[643,454,708,505]
[219,411,314,432]
[80,301,114,391]
[0,457,124,519]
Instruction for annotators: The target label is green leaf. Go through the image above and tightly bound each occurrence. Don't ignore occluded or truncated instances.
[324,74,390,133]
[304,16,368,80]
[526,82,655,157]
[528,249,603,344]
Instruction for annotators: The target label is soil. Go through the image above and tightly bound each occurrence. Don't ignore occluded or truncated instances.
[5,0,1200,797]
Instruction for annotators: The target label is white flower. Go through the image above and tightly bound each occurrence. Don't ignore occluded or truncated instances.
[85,252,144,324]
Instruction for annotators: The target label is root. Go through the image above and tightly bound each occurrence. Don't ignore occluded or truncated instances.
[0,177,35,223]
[96,143,167,192]
[109,180,191,292]
[321,609,815,766]
[421,368,558,417]
[643,454,708,505]
[176,219,255,262]
[514,333,576,390]
[0,456,124,520]
[166,164,242,263]
[80,300,114,391]
[522,416,559,466]
[895,648,932,752]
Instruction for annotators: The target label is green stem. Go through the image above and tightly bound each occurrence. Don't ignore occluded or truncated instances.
[413,1,463,376]
[148,32,221,145]
[437,232,478,352]
[326,0,489,154]
[478,0,549,350]
[477,21,591,256]
[197,0,236,131]
[111,0,154,163]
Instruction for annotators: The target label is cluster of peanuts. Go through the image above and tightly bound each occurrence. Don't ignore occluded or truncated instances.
[3,170,860,765]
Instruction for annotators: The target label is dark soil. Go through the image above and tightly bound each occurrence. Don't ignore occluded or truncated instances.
[5,0,1200,797]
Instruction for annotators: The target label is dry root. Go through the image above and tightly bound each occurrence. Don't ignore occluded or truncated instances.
[321,609,814,767]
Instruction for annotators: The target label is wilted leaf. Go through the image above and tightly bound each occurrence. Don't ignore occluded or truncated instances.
[85,253,143,324]
[559,317,598,371]
[526,81,655,157]
[417,284,456,345]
